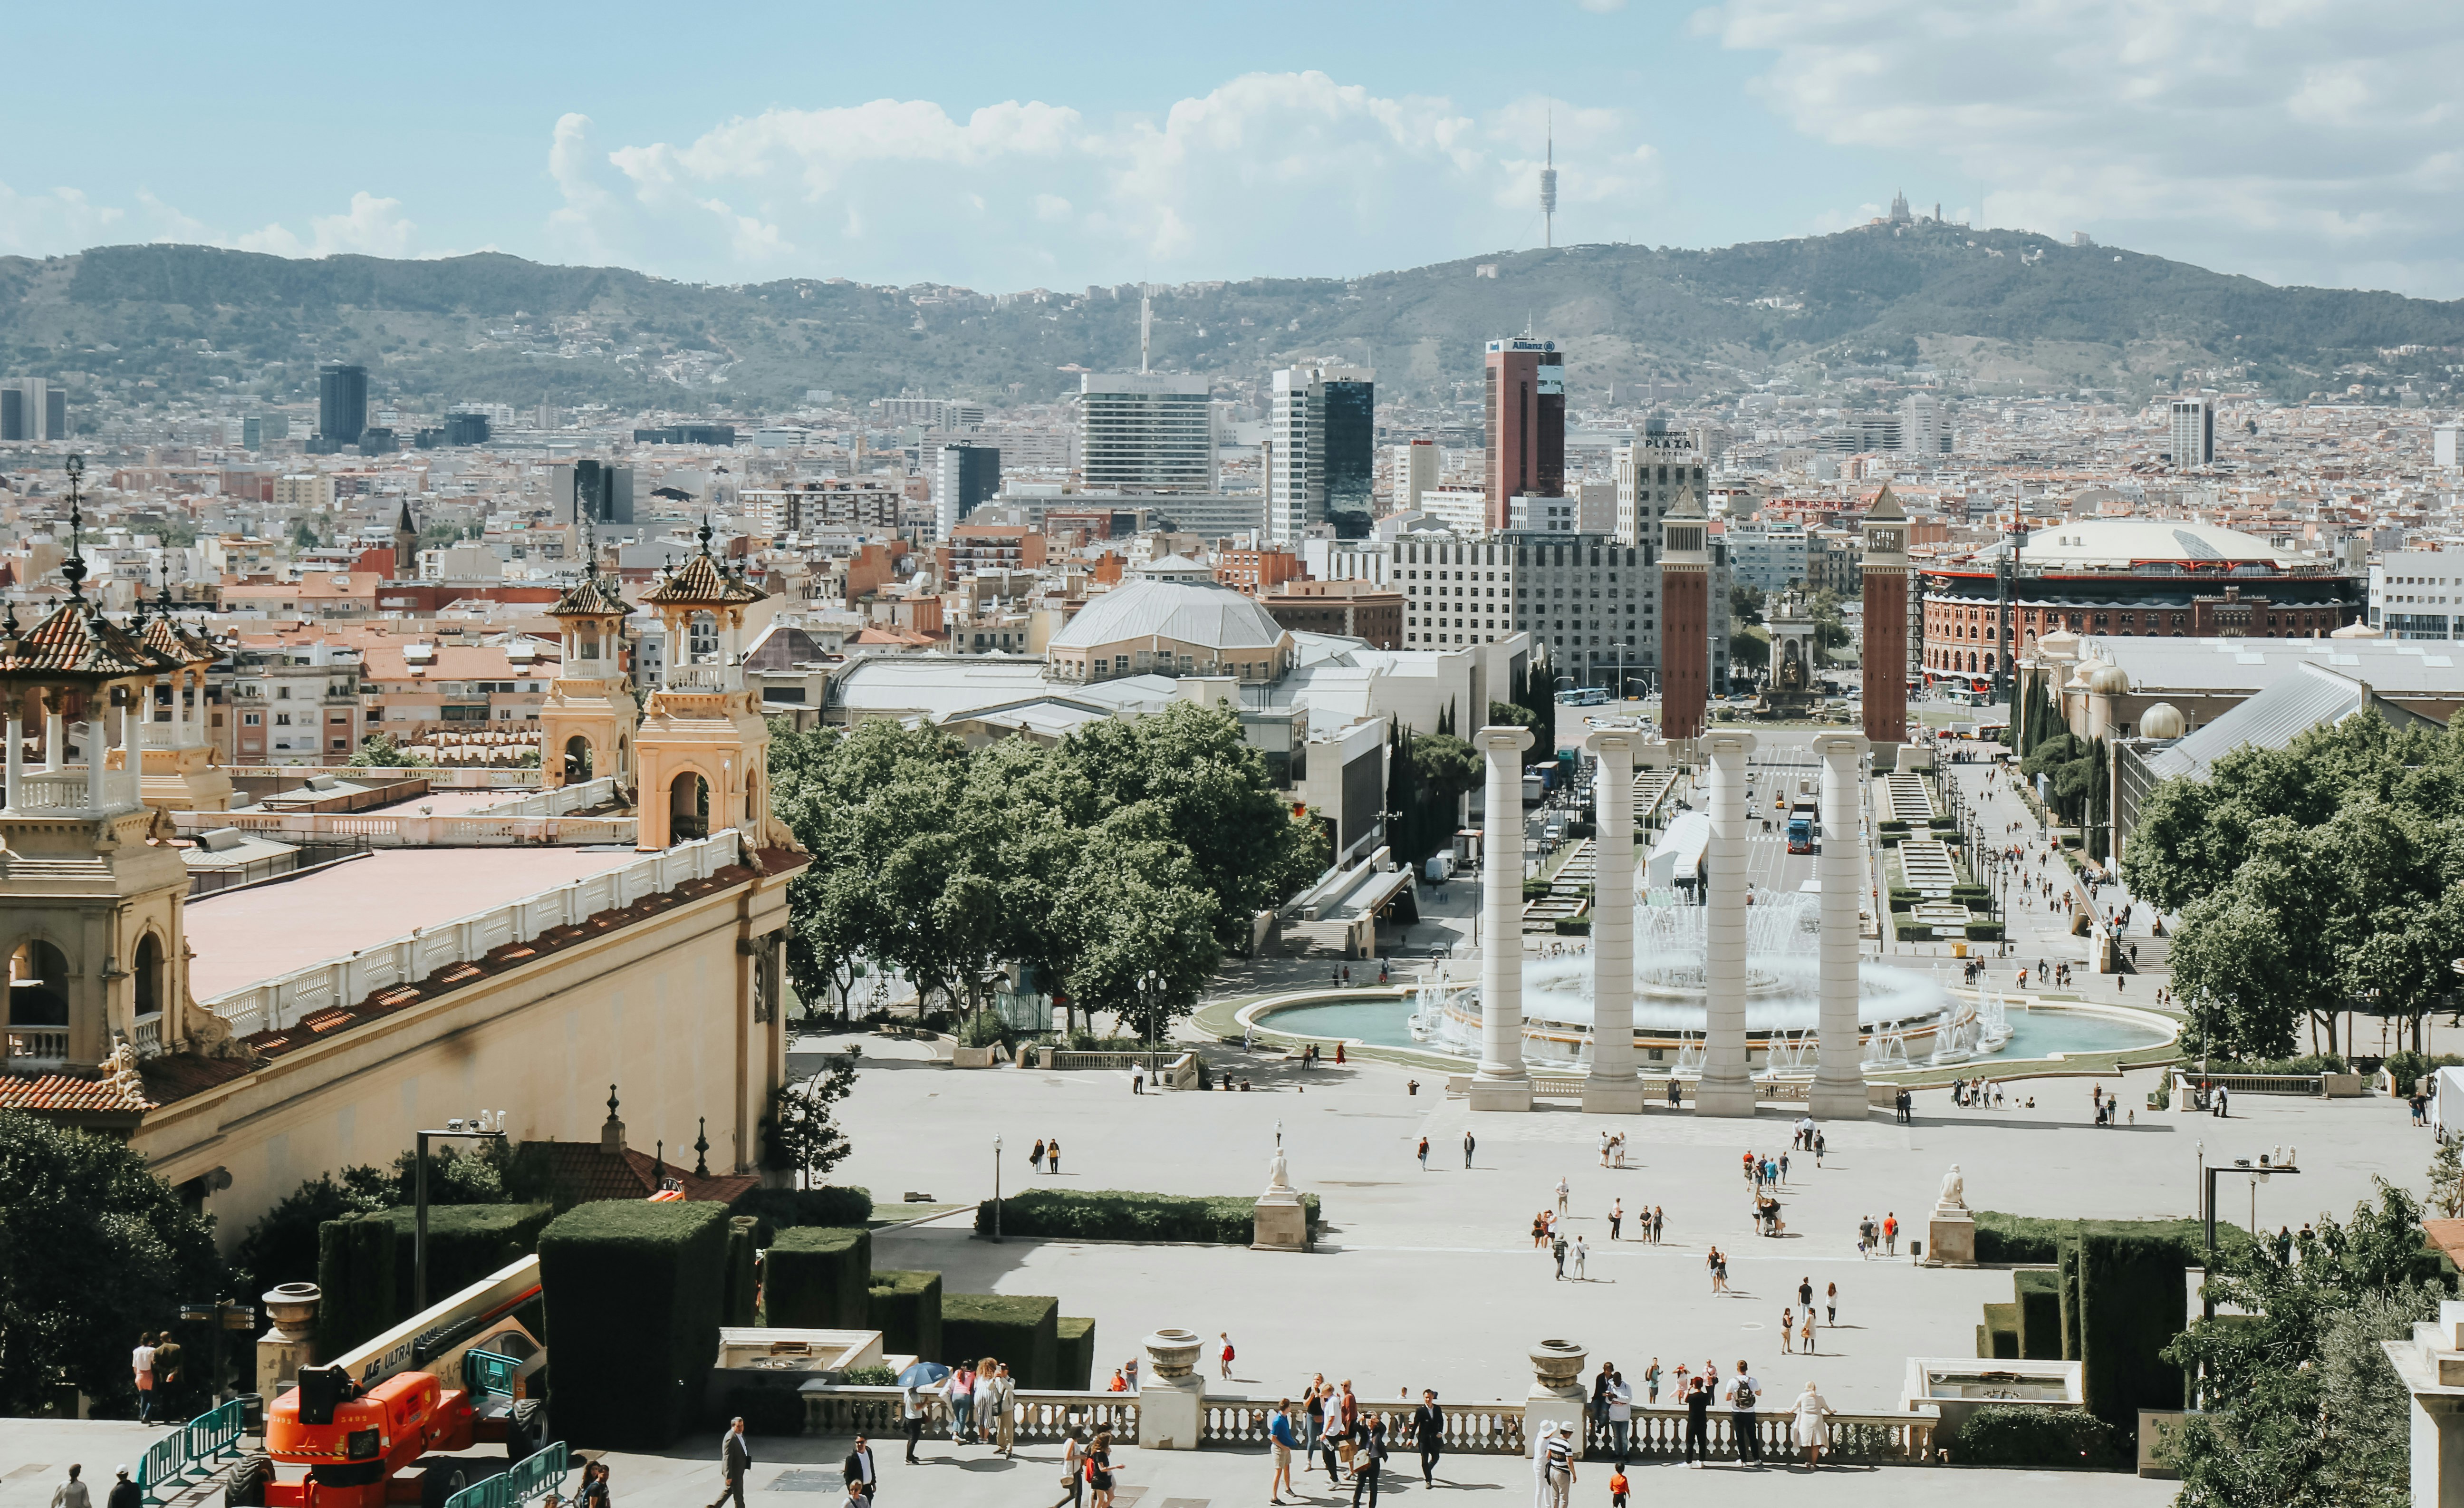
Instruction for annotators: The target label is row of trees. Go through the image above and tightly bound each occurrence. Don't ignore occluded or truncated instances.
[769,702,1325,1037]
[2123,712,2464,1059]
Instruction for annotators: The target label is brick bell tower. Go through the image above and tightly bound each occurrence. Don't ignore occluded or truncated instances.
[1658,487,1711,745]
[1860,485,1911,746]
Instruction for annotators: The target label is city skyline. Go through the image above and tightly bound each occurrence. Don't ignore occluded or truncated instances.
[2,1,2460,299]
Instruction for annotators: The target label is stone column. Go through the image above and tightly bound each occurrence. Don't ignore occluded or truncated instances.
[1810,732,1871,1119]
[1582,730,1643,1113]
[85,696,108,812]
[44,696,63,772]
[1470,725,1535,1112]
[1694,730,1758,1116]
[5,701,21,812]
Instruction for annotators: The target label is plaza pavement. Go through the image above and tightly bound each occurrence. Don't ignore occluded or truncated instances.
[827,1027,2431,1422]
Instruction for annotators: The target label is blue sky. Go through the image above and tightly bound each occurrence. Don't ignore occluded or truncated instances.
[7,0,2461,298]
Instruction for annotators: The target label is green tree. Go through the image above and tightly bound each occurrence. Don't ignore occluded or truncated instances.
[1729,630,1770,679]
[232,1166,392,1291]
[1806,589,1854,667]
[2165,1178,2446,1508]
[1729,583,1766,627]
[0,1110,227,1414]
[759,1056,858,1186]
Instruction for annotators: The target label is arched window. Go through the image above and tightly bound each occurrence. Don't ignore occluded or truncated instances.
[134,934,164,1019]
[9,939,69,1026]
[563,735,593,783]
[689,613,719,662]
[670,772,709,843]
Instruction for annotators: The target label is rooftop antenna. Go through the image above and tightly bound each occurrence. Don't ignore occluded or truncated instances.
[1140,284,1153,375]
[1540,110,1558,250]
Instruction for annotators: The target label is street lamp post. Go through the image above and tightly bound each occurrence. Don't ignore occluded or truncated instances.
[1135,969,1163,1078]
[991,1135,1003,1243]
[2203,1152,2300,1321]
[416,1114,509,1312]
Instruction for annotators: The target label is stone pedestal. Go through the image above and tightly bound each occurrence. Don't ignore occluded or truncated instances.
[1926,1209,1977,1266]
[1470,725,1536,1112]
[256,1283,320,1401]
[1525,1340,1588,1455]
[1251,1189,1309,1251]
[1136,1329,1205,1450]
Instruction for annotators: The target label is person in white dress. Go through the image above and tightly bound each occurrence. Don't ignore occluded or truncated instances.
[1790,1382,1835,1469]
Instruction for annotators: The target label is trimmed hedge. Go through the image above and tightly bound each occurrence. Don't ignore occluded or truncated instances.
[1553,918,1591,936]
[2064,1228,2188,1430]
[942,1293,1058,1384]
[731,1186,874,1245]
[539,1199,731,1448]
[723,1217,759,1327]
[1055,1317,1097,1391]
[317,1214,398,1356]
[1973,1212,2220,1267]
[763,1227,873,1329]
[2015,1269,2063,1361]
[1980,1301,2021,1360]
[866,1269,942,1362]
[1887,888,1919,911]
[973,1189,1324,1245]
[1946,1406,2126,1469]
[1966,921,2006,941]
[724,1384,807,1438]
[372,1204,554,1318]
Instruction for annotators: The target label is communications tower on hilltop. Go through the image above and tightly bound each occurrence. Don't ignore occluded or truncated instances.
[1540,114,1559,249]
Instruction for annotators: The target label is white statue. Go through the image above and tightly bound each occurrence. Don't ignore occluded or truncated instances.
[1266,1148,1291,1191]
[1936,1163,1966,1211]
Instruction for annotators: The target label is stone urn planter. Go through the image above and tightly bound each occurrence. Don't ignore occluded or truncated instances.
[1530,1340,1587,1392]
[261,1284,321,1342]
[1144,1328,1203,1380]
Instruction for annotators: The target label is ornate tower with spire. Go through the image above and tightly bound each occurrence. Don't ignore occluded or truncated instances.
[392,501,419,579]
[539,521,639,793]
[634,521,776,850]
[0,456,218,1086]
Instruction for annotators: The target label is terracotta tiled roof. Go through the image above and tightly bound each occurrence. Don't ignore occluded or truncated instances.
[0,1070,151,1116]
[139,612,220,667]
[549,573,633,619]
[645,551,766,608]
[0,601,182,679]
[531,1141,763,1206]
[137,1051,256,1107]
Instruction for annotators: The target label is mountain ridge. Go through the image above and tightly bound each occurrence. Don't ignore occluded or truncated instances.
[6,224,2461,415]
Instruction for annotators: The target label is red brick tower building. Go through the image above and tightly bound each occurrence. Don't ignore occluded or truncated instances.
[1660,488,1711,742]
[1483,337,1564,530]
[1860,485,1911,744]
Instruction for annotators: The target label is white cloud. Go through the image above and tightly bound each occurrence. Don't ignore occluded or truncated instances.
[0,183,125,256]
[1696,0,2464,295]
[544,72,1666,288]
[235,192,418,259]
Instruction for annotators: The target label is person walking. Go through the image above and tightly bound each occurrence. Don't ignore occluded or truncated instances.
[1608,1199,1623,1240]
[1536,1421,1575,1508]
[841,1437,877,1503]
[1555,1176,1571,1217]
[1417,1137,1429,1171]
[1798,1309,1815,1356]
[1464,1131,1476,1168]
[49,1466,91,1508]
[1652,1206,1665,1244]
[1790,1382,1836,1470]
[1349,1418,1388,1508]
[1410,1390,1444,1485]
[1726,1362,1763,1466]
[1048,1137,1062,1175]
[1552,1230,1569,1280]
[1087,1430,1116,1508]
[711,1417,752,1508]
[900,1383,927,1463]
[104,1469,137,1508]
[1305,1383,1328,1467]
[131,1334,158,1424]
[1217,1335,1234,1381]
[1798,1276,1814,1314]
[578,1462,611,1508]
[1825,1281,1838,1327]
[1883,1212,1898,1257]
[1572,1236,1588,1281]
[1780,1307,1794,1354]
[1056,1429,1086,1508]
[1268,1401,1299,1505]
[1031,1138,1046,1173]
[1337,1381,1362,1477]
[1682,1376,1713,1467]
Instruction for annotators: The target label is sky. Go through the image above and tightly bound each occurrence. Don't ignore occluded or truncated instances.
[6,0,2462,300]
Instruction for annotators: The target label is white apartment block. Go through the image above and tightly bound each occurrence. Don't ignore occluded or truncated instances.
[1396,531,1666,688]
[876,397,985,429]
[1391,440,1439,512]
[2170,397,2216,466]
[1419,487,1490,537]
[1616,435,1707,545]
[2369,551,2462,639]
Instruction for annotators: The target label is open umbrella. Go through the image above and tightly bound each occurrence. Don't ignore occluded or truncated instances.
[896,1362,951,1389]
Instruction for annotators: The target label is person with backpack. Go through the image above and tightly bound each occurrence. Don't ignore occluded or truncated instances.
[1725,1361,1763,1464]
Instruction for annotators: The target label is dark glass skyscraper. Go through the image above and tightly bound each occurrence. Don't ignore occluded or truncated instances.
[319,364,368,445]
[1321,374,1375,538]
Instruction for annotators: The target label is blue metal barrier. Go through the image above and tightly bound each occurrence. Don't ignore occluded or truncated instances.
[136,1400,245,1504]
[442,1441,568,1508]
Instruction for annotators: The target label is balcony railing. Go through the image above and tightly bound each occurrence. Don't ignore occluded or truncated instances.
[139,723,209,750]
[9,766,145,817]
[132,1012,164,1059]
[664,664,746,692]
[4,1027,68,1071]
[201,828,741,1038]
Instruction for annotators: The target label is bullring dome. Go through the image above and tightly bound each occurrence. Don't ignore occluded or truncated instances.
[1048,576,1288,654]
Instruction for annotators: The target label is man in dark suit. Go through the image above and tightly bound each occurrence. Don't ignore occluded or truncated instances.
[712,1418,751,1508]
[842,1435,877,1501]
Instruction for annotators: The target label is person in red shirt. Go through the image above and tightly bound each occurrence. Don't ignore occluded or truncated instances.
[1883,1212,1899,1256]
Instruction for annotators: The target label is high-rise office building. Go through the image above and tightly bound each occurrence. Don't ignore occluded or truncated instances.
[1392,440,1439,514]
[555,462,635,527]
[444,412,492,446]
[1078,373,1214,493]
[2169,397,2215,467]
[0,378,63,442]
[1267,364,1375,545]
[1899,392,1952,455]
[932,441,1002,539]
[1616,434,1704,546]
[1484,337,1564,529]
[319,364,369,446]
